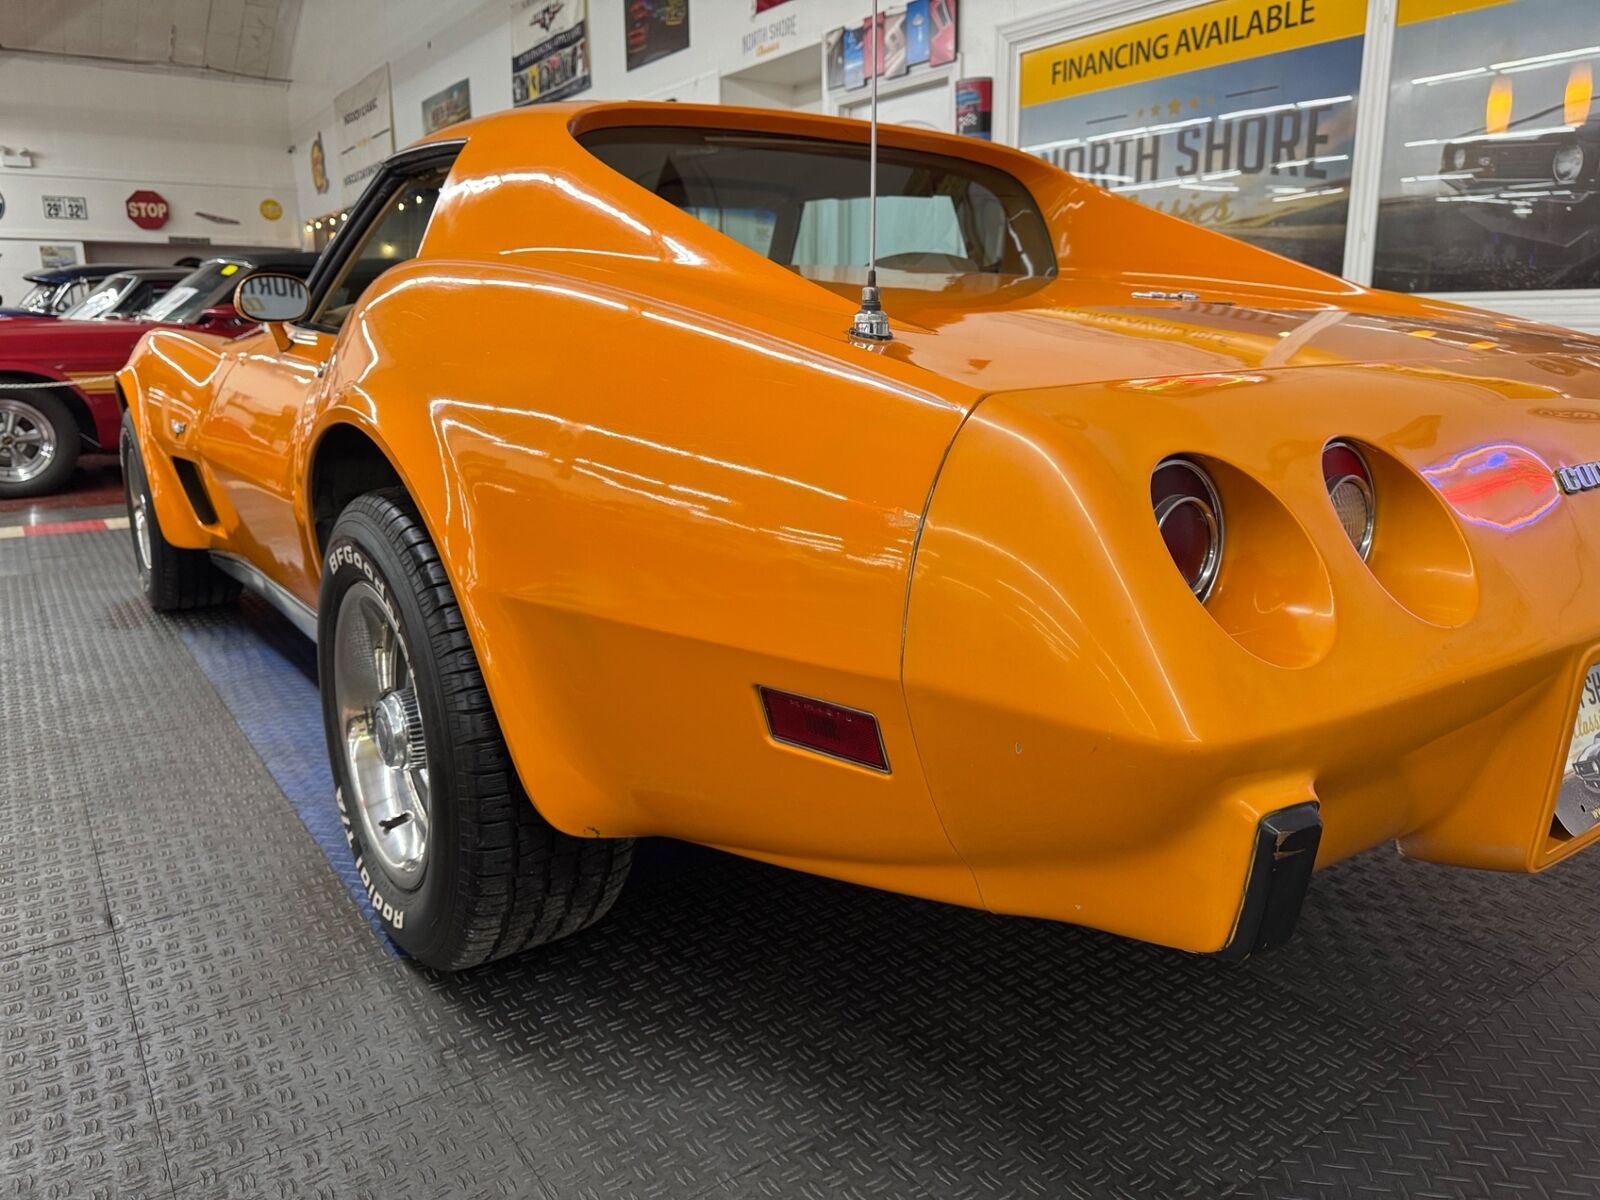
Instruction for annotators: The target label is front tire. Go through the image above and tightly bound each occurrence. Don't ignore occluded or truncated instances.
[319,490,632,970]
[0,391,78,499]
[119,410,240,611]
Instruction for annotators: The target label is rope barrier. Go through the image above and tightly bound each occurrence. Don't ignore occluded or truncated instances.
[0,376,117,390]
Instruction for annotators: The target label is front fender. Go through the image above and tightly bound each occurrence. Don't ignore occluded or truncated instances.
[119,330,232,549]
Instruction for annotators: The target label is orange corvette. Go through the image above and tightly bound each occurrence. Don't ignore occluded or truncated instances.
[119,101,1600,970]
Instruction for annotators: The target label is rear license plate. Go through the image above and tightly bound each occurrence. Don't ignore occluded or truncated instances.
[1556,664,1600,836]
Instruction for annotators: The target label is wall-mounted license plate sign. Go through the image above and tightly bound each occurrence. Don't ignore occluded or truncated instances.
[42,195,88,220]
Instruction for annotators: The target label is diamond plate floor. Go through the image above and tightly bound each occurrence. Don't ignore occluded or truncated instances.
[10,528,1600,1198]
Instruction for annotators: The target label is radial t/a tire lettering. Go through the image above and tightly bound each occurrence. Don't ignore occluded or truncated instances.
[318,489,632,970]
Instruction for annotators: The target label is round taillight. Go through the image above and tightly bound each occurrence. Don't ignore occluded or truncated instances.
[1151,458,1223,602]
[1323,440,1375,559]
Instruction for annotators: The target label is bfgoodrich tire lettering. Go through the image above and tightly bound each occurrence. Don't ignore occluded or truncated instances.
[319,489,632,970]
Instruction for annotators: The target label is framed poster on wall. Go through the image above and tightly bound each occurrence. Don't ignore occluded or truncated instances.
[511,0,591,105]
[627,0,690,70]
[421,79,472,134]
[1015,0,1366,274]
[1374,0,1600,294]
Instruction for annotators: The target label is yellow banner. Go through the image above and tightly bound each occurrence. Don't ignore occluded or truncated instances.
[1397,0,1513,25]
[1020,0,1366,109]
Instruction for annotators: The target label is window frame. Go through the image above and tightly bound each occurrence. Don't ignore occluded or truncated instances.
[995,0,1600,333]
[297,139,465,336]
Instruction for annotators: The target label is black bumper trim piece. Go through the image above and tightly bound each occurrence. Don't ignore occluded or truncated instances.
[1218,801,1323,961]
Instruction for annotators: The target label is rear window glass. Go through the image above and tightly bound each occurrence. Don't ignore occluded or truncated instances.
[580,126,1055,282]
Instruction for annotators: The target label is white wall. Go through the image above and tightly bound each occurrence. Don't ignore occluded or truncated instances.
[0,54,300,301]
[0,54,302,302]
[282,0,1075,223]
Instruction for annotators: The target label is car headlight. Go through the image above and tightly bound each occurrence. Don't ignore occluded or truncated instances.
[1151,458,1223,602]
[1554,143,1586,184]
[1323,440,1376,560]
[1448,145,1469,172]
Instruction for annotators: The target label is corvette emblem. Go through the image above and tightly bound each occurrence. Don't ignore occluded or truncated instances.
[1555,462,1600,495]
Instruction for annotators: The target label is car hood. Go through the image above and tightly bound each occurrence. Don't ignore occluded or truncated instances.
[856,277,1600,398]
[0,315,151,365]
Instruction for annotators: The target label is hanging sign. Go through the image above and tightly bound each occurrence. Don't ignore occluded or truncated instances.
[334,65,395,203]
[511,0,592,105]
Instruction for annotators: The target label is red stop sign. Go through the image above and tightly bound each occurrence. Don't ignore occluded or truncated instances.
[125,190,170,230]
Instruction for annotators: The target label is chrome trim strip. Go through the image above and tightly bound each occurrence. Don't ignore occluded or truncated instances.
[209,552,318,640]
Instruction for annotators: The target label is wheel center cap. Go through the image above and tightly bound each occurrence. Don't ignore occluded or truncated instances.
[371,689,422,770]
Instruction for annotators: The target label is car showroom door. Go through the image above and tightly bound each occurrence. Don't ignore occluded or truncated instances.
[197,148,457,609]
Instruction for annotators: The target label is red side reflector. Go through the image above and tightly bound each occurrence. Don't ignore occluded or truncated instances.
[758,687,889,772]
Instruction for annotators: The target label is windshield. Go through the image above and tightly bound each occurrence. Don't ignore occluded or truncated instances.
[15,283,56,313]
[140,260,246,324]
[63,275,133,321]
[580,126,1056,284]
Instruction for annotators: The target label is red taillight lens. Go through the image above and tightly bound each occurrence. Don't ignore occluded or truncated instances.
[1151,458,1223,602]
[1323,440,1375,559]
[758,687,889,772]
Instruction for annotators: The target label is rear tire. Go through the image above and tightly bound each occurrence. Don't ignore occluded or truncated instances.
[319,489,632,970]
[119,410,240,611]
[0,390,78,499]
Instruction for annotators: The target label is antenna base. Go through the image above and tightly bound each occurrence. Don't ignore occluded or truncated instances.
[850,283,893,341]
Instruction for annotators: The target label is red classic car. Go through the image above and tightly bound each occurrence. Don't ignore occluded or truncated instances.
[0,252,317,498]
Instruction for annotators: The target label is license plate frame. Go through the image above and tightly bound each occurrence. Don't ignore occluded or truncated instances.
[1554,661,1600,837]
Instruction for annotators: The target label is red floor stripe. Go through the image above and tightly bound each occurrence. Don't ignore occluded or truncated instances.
[22,519,110,537]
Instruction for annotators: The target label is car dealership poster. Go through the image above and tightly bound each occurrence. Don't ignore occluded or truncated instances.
[511,0,591,105]
[1018,0,1365,274]
[421,79,472,134]
[1374,0,1599,293]
[627,0,690,70]
[334,64,395,204]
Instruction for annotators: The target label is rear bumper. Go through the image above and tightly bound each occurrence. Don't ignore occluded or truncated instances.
[902,380,1600,954]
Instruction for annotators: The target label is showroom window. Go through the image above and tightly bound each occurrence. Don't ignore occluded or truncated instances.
[1015,0,1367,276]
[1374,0,1600,293]
[1002,0,1600,328]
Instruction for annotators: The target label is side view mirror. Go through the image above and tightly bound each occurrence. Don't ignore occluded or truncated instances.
[234,272,310,351]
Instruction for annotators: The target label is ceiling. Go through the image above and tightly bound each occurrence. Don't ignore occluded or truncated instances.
[0,0,302,81]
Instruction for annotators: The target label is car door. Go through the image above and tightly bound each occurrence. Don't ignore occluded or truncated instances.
[198,146,457,610]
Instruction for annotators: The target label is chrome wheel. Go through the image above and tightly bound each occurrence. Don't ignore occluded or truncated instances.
[132,493,153,574]
[333,581,431,890]
[0,398,56,485]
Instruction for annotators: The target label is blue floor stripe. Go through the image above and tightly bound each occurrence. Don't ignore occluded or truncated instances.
[174,596,397,953]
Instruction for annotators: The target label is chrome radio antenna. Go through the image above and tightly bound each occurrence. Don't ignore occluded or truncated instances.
[851,0,892,341]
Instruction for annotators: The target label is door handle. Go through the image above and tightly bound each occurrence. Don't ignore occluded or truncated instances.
[315,359,328,379]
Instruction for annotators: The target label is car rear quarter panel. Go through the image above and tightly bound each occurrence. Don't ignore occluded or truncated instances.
[905,362,1600,951]
[315,256,984,906]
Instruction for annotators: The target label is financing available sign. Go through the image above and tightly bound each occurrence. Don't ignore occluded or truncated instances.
[334,64,395,204]
[1018,0,1365,275]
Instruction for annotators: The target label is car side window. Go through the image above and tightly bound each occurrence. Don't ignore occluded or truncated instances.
[311,167,447,331]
